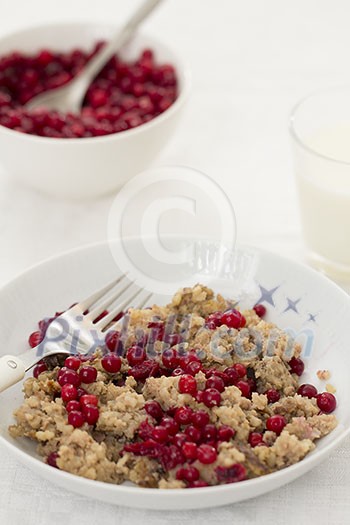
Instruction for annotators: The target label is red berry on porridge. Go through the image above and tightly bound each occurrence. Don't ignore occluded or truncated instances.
[8,284,337,489]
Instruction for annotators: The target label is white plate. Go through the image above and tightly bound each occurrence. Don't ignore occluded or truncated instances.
[0,239,349,510]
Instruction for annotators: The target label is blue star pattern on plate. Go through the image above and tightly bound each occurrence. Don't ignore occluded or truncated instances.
[256,284,280,306]
[283,297,301,313]
[256,284,316,323]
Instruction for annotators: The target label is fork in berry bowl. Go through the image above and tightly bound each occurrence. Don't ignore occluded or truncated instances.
[0,275,152,392]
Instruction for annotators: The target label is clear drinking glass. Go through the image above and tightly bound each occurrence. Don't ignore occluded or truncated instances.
[290,86,350,282]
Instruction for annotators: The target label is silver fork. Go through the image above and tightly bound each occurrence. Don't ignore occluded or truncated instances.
[0,275,152,393]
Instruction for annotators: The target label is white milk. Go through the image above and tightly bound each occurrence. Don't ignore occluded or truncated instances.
[295,125,350,273]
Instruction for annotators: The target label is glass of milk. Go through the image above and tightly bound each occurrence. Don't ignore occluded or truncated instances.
[290,86,350,282]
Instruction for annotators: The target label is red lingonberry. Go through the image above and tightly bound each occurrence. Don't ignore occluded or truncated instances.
[64,356,81,371]
[174,406,193,425]
[266,415,287,435]
[253,304,266,317]
[317,392,337,413]
[79,394,98,407]
[33,362,47,378]
[197,444,217,464]
[105,330,121,352]
[289,357,305,376]
[217,425,235,441]
[81,404,99,425]
[202,388,221,408]
[68,410,85,428]
[126,346,146,366]
[58,369,81,387]
[191,410,210,429]
[29,331,43,348]
[61,384,78,402]
[66,400,81,412]
[215,463,246,483]
[162,348,179,369]
[298,384,318,398]
[178,375,197,396]
[205,375,225,392]
[145,400,163,421]
[46,452,59,468]
[161,417,179,436]
[151,426,169,443]
[101,353,122,373]
[182,441,198,460]
[233,363,247,378]
[220,309,246,329]
[249,432,264,447]
[236,380,251,398]
[265,389,281,403]
[79,365,97,384]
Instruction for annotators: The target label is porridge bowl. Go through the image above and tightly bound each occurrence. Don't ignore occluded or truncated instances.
[0,23,190,199]
[0,238,349,509]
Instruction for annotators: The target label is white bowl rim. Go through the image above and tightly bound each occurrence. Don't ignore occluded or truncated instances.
[0,237,349,500]
[0,20,191,145]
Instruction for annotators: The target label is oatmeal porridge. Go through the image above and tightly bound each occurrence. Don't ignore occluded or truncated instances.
[9,284,337,489]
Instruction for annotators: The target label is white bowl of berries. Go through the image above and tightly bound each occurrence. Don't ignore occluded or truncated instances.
[0,238,350,509]
[0,23,190,199]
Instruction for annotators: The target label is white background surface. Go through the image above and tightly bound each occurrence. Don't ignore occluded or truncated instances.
[0,0,350,523]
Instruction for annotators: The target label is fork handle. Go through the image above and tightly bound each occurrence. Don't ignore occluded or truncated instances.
[0,355,26,393]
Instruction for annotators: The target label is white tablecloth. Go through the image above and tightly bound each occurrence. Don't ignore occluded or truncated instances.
[1,0,350,523]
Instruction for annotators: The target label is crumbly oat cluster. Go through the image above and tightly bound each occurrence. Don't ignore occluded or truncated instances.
[9,284,337,489]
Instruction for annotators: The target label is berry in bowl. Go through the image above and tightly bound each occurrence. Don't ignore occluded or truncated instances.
[1,239,349,509]
[9,284,338,492]
[0,45,177,138]
[0,23,190,198]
